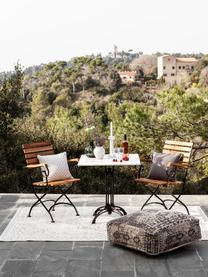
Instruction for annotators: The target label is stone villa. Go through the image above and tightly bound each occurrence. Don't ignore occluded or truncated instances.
[157,55,198,85]
[118,71,137,85]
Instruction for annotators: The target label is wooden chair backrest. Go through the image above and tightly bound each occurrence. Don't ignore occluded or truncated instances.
[162,140,193,164]
[22,142,54,165]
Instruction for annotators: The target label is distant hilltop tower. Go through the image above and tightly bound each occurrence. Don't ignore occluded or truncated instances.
[113,45,118,59]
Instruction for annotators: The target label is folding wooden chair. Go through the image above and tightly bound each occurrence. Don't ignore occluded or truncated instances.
[22,141,80,222]
[135,140,193,214]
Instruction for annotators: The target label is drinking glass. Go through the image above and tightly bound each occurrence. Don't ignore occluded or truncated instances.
[117,147,123,161]
[114,147,118,159]
[114,147,123,161]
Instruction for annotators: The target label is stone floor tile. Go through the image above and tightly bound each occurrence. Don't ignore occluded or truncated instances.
[67,247,102,260]
[0,272,13,277]
[35,250,70,274]
[40,249,72,258]
[0,216,8,224]
[0,242,14,250]
[0,203,16,211]
[0,195,19,203]
[1,259,35,277]
[9,242,44,259]
[196,241,208,261]
[16,260,36,277]
[101,271,134,277]
[0,220,12,235]
[135,253,177,277]
[102,242,135,272]
[143,245,206,277]
[0,250,10,270]
[65,260,101,277]
[43,242,73,251]
[74,241,103,247]
[35,257,67,274]
[166,245,202,269]
[31,273,64,277]
[172,269,207,277]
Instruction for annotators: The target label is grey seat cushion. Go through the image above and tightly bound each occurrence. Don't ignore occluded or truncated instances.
[148,152,183,180]
[107,210,201,255]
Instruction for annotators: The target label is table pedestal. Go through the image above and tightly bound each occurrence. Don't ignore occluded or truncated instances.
[92,167,127,224]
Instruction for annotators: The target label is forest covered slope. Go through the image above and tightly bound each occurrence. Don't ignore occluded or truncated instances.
[1,52,208,193]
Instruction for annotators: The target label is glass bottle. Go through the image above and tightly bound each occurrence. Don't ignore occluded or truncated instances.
[85,140,95,158]
[122,134,129,161]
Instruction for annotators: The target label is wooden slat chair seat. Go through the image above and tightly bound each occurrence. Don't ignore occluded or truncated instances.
[136,140,193,214]
[33,178,80,187]
[135,177,183,187]
[22,141,80,223]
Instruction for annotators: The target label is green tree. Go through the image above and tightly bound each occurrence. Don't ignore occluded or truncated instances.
[192,55,208,84]
[31,88,50,123]
[0,64,23,140]
[158,86,208,141]
[0,65,24,191]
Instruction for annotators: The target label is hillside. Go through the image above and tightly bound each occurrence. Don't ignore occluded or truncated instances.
[0,53,208,193]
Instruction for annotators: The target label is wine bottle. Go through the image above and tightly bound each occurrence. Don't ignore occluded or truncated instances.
[122,134,129,161]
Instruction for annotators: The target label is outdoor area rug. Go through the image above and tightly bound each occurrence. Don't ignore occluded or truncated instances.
[0,206,208,241]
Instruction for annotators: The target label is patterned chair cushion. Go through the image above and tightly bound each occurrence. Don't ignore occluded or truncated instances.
[107,210,201,255]
[148,152,183,180]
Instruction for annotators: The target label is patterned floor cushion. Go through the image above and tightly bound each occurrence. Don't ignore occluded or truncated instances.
[107,209,201,255]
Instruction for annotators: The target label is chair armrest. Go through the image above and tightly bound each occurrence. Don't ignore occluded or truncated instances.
[26,163,46,169]
[139,154,152,163]
[167,162,191,169]
[140,158,152,163]
[67,158,79,178]
[67,158,79,164]
[136,155,152,179]
[137,164,145,179]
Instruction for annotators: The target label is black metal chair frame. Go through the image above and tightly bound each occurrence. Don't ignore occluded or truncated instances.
[138,162,190,214]
[27,164,79,223]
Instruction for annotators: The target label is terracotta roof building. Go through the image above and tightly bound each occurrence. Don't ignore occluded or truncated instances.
[118,71,137,85]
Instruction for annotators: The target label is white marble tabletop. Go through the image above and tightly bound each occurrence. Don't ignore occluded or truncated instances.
[78,154,140,167]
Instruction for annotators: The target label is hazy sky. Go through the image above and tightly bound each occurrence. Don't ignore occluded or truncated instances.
[0,0,208,72]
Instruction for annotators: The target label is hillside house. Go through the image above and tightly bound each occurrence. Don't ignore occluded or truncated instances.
[118,71,137,85]
[157,55,198,85]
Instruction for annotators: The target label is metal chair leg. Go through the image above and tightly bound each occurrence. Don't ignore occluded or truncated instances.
[49,186,79,216]
[141,182,189,215]
[170,194,190,214]
[62,189,79,216]
[28,186,55,223]
[141,185,168,210]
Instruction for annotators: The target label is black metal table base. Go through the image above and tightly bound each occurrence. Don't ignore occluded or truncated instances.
[92,204,126,224]
[92,167,127,224]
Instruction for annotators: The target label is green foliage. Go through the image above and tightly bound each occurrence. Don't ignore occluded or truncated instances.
[1,56,208,194]
[0,64,23,139]
[158,86,208,140]
[192,55,208,84]
[0,65,25,192]
[31,88,51,122]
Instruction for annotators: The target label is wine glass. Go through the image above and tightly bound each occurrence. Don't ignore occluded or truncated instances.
[117,147,123,161]
[114,147,118,160]
[114,147,123,161]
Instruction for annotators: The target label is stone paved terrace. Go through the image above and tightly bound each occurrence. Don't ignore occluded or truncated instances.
[0,194,208,276]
